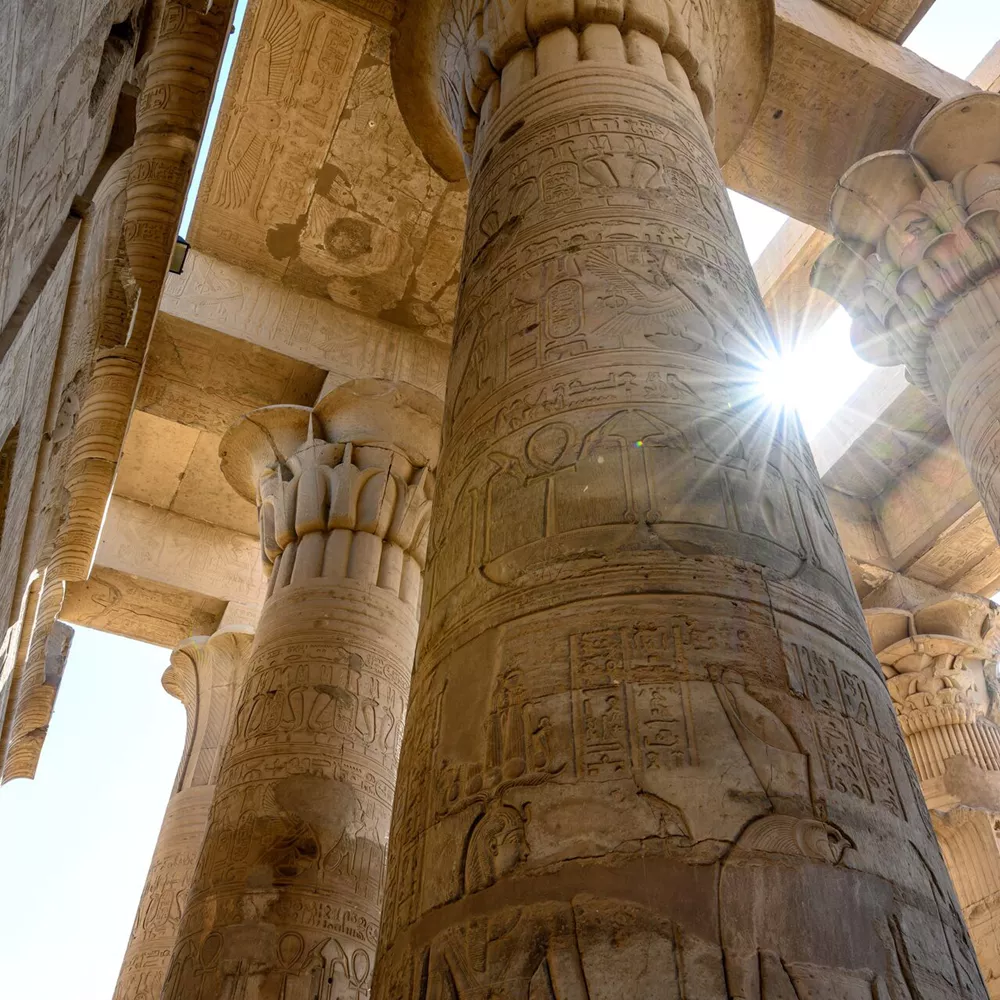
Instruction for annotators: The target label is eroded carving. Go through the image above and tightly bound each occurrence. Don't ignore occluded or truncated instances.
[159,379,440,999]
[375,5,984,997]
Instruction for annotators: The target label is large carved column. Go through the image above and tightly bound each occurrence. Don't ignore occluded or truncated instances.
[866,577,1000,996]
[813,92,1000,540]
[374,3,988,998]
[161,379,441,999]
[113,627,253,1000]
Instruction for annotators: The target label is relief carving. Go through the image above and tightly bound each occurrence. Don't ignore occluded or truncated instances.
[374,2,983,995]
[159,379,441,998]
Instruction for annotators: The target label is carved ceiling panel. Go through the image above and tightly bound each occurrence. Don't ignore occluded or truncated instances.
[188,0,463,344]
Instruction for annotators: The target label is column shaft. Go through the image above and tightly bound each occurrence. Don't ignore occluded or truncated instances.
[113,628,252,1000]
[375,25,987,1000]
[161,380,440,998]
[867,584,1000,998]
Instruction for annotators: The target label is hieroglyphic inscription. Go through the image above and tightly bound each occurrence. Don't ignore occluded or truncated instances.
[788,641,905,820]
[375,45,986,1000]
[165,578,417,1000]
[570,625,696,779]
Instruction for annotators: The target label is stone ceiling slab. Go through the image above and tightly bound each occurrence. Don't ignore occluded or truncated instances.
[872,440,980,569]
[170,431,259,537]
[115,410,200,509]
[817,372,948,498]
[95,497,264,606]
[188,0,463,344]
[189,0,370,282]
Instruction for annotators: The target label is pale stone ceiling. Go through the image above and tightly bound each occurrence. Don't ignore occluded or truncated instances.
[188,0,464,344]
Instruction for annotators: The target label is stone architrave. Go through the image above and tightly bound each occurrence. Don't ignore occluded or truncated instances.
[160,379,442,999]
[113,627,253,1000]
[369,2,988,997]
[813,92,1000,544]
[866,579,1000,996]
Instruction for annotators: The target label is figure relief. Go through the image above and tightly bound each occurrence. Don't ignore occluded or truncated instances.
[437,667,565,819]
[420,802,590,1000]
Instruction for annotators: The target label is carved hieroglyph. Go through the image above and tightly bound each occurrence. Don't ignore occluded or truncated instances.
[814,92,1000,547]
[371,2,989,998]
[866,580,1000,997]
[161,379,441,998]
[113,627,253,1000]
[189,0,463,344]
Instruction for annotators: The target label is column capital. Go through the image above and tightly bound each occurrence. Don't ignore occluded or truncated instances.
[219,379,443,593]
[162,627,255,793]
[813,91,1000,401]
[390,0,772,180]
[865,588,1000,735]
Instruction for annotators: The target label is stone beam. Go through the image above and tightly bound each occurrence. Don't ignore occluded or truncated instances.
[811,368,911,479]
[95,497,265,606]
[873,441,981,572]
[61,569,227,649]
[723,0,974,229]
[825,443,1000,599]
[159,252,449,400]
[753,220,834,349]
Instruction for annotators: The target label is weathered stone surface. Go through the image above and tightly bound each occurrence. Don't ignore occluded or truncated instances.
[95,497,265,607]
[815,92,1000,548]
[161,380,441,996]
[188,0,464,345]
[0,225,80,630]
[159,251,450,401]
[723,0,974,230]
[865,579,1000,997]
[113,628,254,1000]
[0,0,138,331]
[116,412,259,536]
[0,0,238,782]
[60,569,227,649]
[370,1,985,997]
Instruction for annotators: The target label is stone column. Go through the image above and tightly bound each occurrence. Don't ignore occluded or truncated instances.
[161,379,441,999]
[865,577,1000,996]
[113,627,253,1000]
[813,92,1000,541]
[374,3,988,998]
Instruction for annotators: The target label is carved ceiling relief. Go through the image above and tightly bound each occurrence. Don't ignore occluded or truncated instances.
[291,29,463,343]
[190,0,462,344]
[190,0,370,278]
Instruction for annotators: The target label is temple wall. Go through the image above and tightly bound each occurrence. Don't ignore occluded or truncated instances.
[0,0,141,634]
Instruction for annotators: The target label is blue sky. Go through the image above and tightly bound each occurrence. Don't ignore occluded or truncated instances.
[2,3,1000,998]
